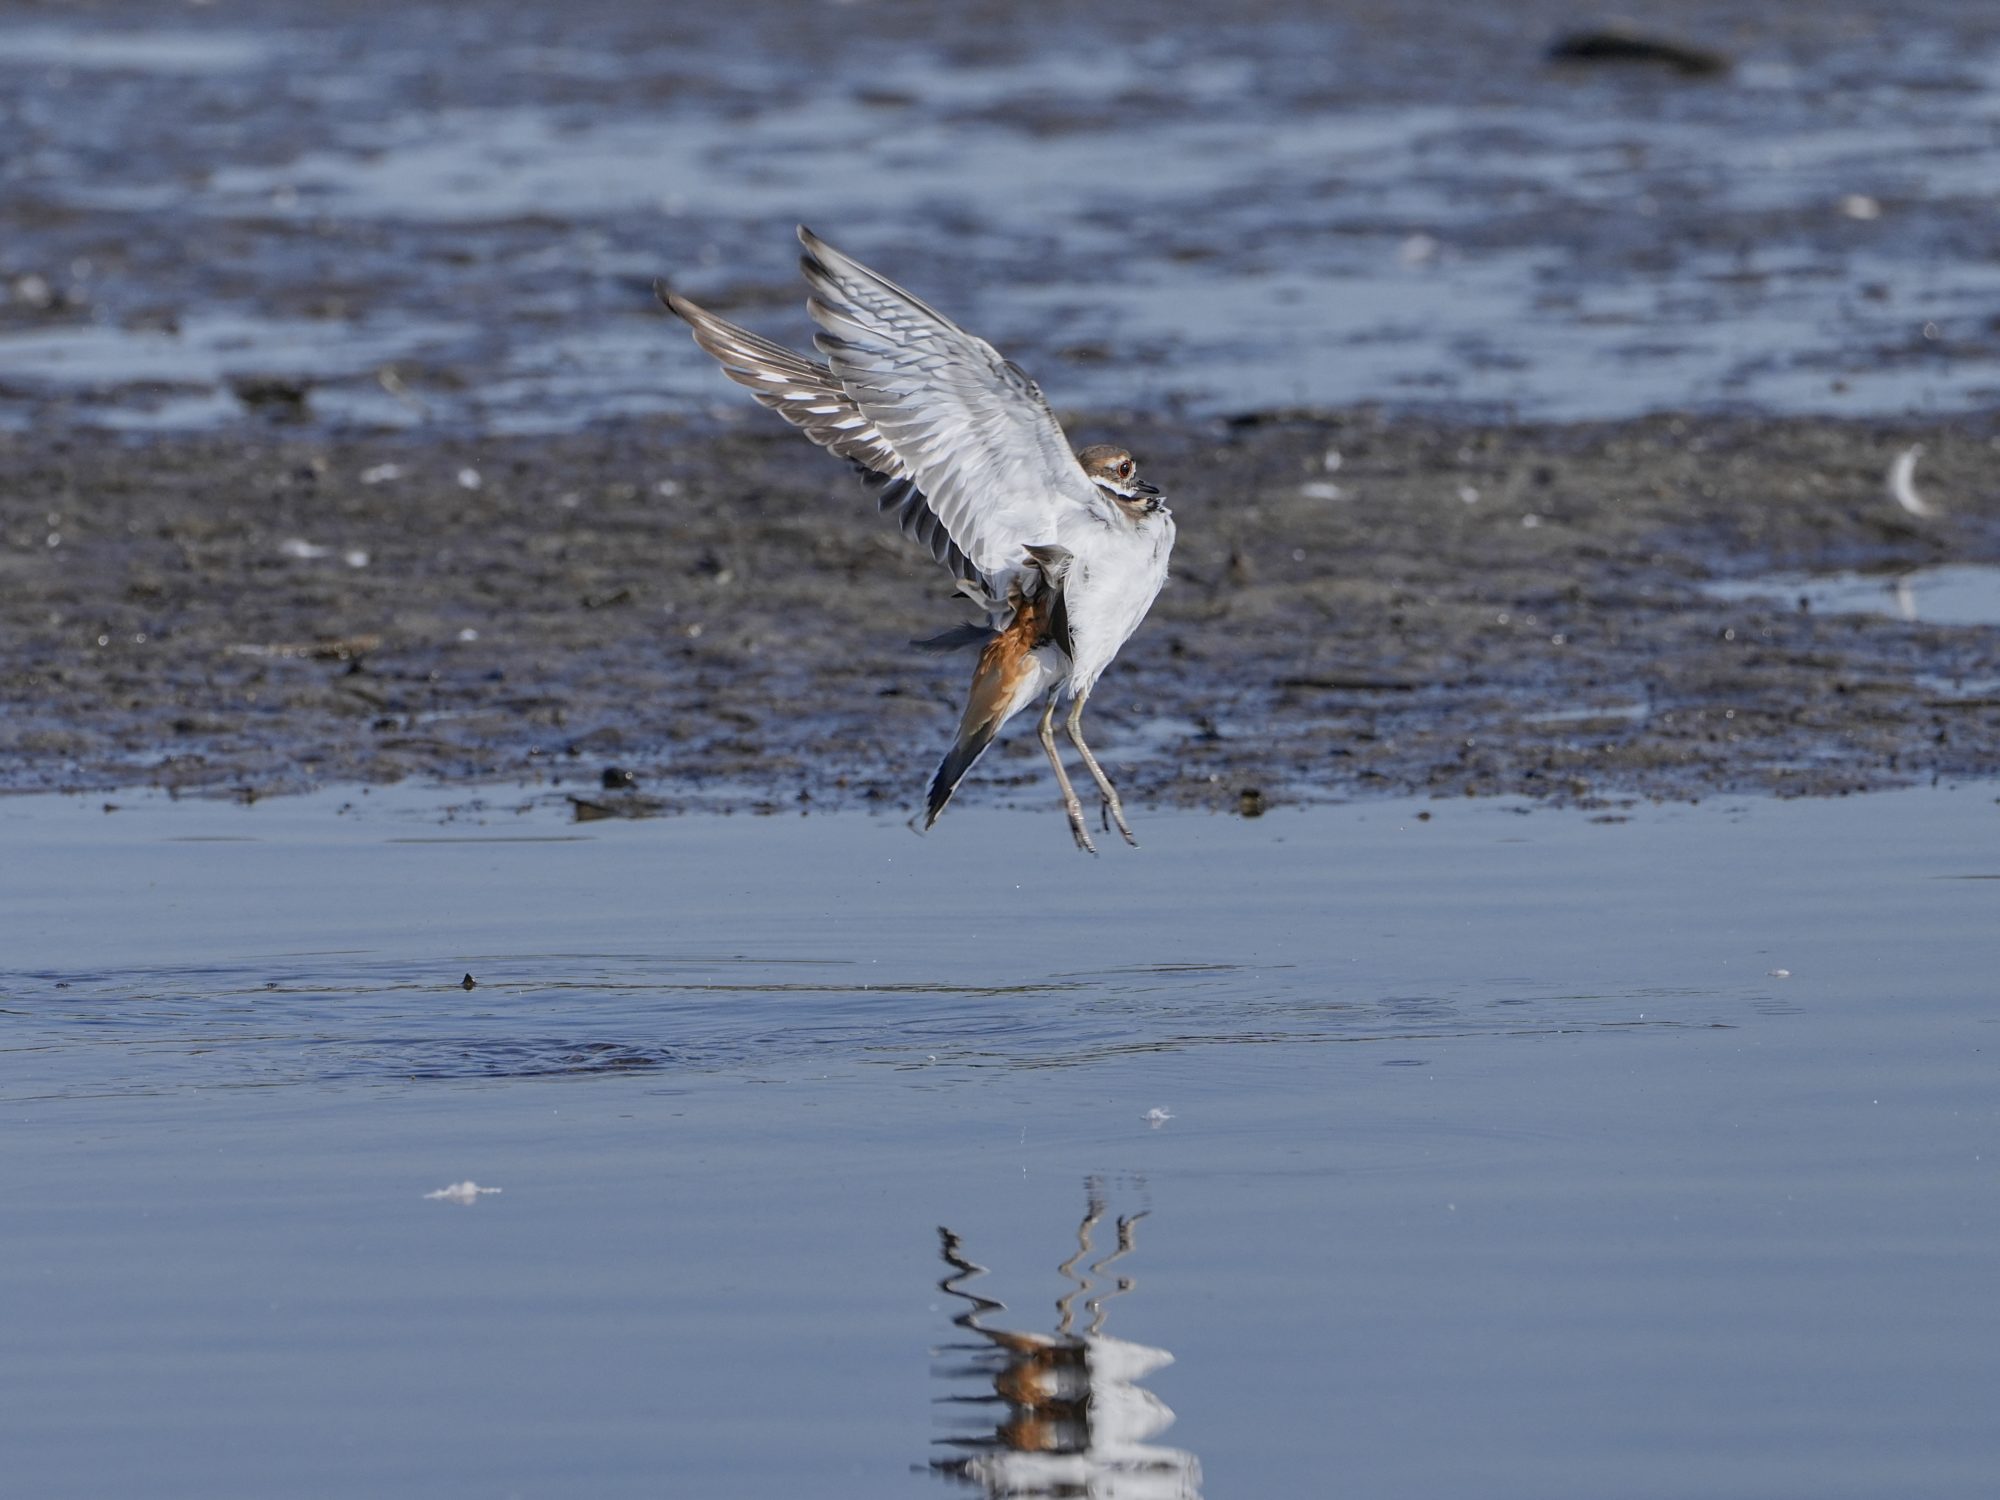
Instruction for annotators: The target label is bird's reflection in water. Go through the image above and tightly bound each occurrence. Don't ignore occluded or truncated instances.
[931,1182,1202,1497]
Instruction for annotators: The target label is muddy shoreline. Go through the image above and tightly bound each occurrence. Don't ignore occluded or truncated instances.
[4,409,1996,818]
[6,3,2000,818]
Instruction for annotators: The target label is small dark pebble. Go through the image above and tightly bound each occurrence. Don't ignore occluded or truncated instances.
[460,973,477,990]
[230,375,314,419]
[1238,787,1267,818]
[1279,674,1419,692]
[1547,30,1731,77]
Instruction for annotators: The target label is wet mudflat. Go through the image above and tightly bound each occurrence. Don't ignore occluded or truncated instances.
[4,414,1997,811]
[4,786,1998,1497]
[5,0,2000,427]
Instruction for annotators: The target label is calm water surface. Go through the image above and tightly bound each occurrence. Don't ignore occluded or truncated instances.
[3,786,1997,1497]
[1708,561,2000,628]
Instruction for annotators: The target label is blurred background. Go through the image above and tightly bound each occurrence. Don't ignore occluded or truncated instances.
[3,0,1997,434]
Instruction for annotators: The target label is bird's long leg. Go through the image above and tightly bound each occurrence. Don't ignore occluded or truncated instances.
[1038,691,1096,855]
[1064,689,1137,848]
[1056,1184,1106,1336]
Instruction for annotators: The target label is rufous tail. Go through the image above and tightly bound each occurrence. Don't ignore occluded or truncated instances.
[921,588,1056,830]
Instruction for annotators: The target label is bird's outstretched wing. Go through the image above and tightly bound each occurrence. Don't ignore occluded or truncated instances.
[658,283,983,591]
[659,283,898,470]
[797,226,1107,592]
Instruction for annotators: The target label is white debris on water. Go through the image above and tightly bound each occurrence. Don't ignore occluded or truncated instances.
[1144,1107,1175,1128]
[360,462,402,485]
[1839,194,1882,221]
[456,466,483,490]
[457,627,479,642]
[343,549,370,569]
[1887,445,1933,518]
[1458,485,1481,504]
[1300,480,1344,501]
[425,1181,502,1204]
[1769,968,1792,978]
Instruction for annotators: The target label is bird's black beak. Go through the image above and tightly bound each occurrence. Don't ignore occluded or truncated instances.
[1131,479,1162,499]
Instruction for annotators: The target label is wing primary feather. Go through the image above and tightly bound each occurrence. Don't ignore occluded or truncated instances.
[662,285,996,594]
[792,227,1107,595]
[664,233,1111,609]
[909,622,997,654]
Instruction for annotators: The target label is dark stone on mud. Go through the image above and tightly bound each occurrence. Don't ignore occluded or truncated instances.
[460,973,477,990]
[230,375,314,421]
[1547,30,1732,77]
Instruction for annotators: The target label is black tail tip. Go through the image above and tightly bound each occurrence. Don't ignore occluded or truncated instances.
[924,751,974,830]
[924,726,997,834]
[922,781,951,831]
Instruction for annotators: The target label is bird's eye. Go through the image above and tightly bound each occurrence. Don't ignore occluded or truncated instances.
[1117,459,1134,479]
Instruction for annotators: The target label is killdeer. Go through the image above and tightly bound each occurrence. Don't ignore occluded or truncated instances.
[659,227,1175,853]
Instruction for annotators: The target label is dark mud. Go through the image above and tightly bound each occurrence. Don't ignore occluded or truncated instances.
[4,411,1996,814]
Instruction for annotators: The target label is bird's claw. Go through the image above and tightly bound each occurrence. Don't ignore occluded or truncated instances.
[1065,804,1099,854]
[1099,796,1138,847]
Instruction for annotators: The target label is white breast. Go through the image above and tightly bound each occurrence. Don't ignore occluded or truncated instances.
[1055,508,1175,696]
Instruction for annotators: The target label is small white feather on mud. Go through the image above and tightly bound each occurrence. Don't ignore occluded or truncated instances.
[1888,445,1934,518]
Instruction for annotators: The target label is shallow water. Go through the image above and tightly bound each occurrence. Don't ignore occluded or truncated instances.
[5,784,1997,1497]
[4,2,2000,430]
[1708,561,2000,628]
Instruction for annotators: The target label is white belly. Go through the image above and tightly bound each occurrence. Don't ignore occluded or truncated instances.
[1055,509,1175,696]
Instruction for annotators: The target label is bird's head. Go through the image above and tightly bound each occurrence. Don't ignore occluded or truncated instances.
[1077,444,1164,516]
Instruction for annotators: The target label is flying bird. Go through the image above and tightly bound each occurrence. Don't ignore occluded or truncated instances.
[658,227,1175,853]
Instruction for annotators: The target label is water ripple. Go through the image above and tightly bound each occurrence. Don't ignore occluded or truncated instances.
[2,950,1757,1102]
